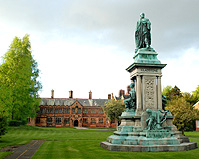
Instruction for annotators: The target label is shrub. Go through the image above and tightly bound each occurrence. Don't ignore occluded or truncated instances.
[9,120,26,126]
[0,116,8,137]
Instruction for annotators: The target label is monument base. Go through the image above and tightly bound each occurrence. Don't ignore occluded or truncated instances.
[100,112,197,152]
[100,141,197,152]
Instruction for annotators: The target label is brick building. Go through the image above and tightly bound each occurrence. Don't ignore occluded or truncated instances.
[28,86,130,128]
[27,90,117,127]
[194,101,199,131]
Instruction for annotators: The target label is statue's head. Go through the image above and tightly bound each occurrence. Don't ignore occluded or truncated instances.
[140,13,145,18]
[130,83,135,88]
[146,109,152,114]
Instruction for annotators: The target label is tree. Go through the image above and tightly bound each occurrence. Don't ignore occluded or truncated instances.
[103,99,125,122]
[162,85,172,97]
[182,92,198,106]
[0,112,8,137]
[0,35,42,121]
[192,85,199,102]
[166,97,199,135]
[162,85,182,101]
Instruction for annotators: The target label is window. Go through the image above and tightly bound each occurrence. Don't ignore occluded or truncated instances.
[64,118,70,124]
[58,108,62,113]
[50,108,54,113]
[47,108,53,113]
[91,109,96,113]
[41,108,45,113]
[27,118,30,123]
[78,108,81,114]
[64,108,70,114]
[72,108,75,113]
[99,118,104,123]
[56,118,61,125]
[111,119,115,123]
[83,118,88,123]
[99,109,104,114]
[91,118,96,123]
[197,120,199,128]
[83,109,88,113]
[36,118,40,123]
[39,108,44,113]
[47,117,52,123]
[55,109,58,113]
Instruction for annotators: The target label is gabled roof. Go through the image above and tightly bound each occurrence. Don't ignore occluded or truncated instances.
[40,98,110,107]
[193,101,199,109]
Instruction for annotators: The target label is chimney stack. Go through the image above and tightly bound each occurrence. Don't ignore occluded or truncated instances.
[51,89,54,98]
[118,89,125,98]
[126,85,131,95]
[111,93,114,99]
[89,90,92,99]
[69,90,73,98]
[108,94,111,99]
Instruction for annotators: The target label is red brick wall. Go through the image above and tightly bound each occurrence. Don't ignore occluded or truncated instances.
[32,101,114,128]
[196,120,199,131]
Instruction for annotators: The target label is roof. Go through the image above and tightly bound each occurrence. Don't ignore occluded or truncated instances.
[194,101,199,109]
[40,98,110,107]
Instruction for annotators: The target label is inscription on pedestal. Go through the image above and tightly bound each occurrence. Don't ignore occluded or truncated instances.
[141,68,158,73]
[145,78,155,109]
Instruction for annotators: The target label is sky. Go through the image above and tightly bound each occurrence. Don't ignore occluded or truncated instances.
[0,0,199,99]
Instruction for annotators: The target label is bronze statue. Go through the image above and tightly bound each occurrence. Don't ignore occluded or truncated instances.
[124,83,136,112]
[135,13,152,52]
[145,109,169,130]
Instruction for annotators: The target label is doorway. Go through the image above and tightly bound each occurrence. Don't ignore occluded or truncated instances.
[74,120,78,127]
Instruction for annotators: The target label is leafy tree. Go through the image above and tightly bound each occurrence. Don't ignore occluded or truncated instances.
[0,35,42,121]
[192,85,199,102]
[162,85,182,101]
[103,99,125,122]
[162,85,172,97]
[182,92,198,106]
[166,97,199,135]
[0,112,8,137]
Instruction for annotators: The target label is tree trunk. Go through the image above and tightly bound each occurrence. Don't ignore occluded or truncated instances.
[182,129,185,136]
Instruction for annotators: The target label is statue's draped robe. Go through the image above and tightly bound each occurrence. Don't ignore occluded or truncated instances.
[135,18,151,49]
[124,88,136,110]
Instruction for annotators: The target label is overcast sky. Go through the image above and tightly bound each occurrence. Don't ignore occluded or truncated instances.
[0,0,199,99]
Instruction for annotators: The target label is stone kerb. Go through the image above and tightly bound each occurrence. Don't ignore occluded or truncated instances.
[100,141,197,152]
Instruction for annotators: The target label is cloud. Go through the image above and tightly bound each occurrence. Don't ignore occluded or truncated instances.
[0,0,199,98]
[1,0,199,56]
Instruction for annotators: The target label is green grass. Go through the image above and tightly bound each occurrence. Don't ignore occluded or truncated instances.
[1,126,199,159]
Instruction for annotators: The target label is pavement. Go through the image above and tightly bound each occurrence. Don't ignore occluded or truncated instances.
[75,127,115,132]
[4,140,44,159]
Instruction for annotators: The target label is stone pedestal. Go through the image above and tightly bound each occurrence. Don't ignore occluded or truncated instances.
[100,50,197,152]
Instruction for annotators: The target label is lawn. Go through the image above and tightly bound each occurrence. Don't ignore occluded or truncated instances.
[0,126,199,159]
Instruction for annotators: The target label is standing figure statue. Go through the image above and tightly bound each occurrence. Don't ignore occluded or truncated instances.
[124,83,136,112]
[135,13,153,52]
